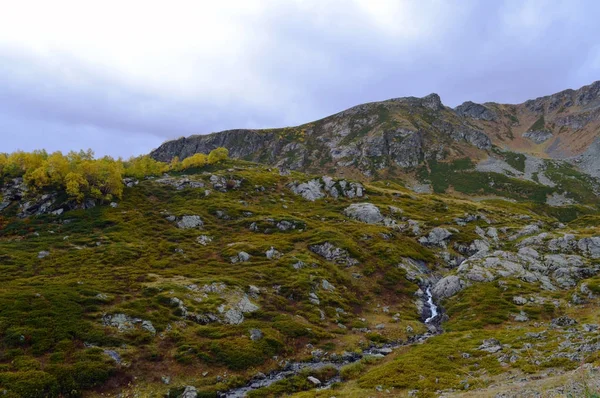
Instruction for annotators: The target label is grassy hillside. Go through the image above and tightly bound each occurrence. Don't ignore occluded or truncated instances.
[1,159,600,397]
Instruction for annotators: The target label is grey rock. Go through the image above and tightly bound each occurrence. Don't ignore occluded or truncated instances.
[231,251,251,263]
[523,130,553,144]
[104,350,122,364]
[196,235,213,245]
[307,376,321,386]
[479,338,502,353]
[509,224,540,241]
[266,247,282,260]
[288,179,325,201]
[455,101,497,121]
[578,237,600,258]
[548,234,577,252]
[513,296,528,305]
[309,242,359,267]
[514,311,529,322]
[583,324,598,332]
[432,275,466,299]
[249,328,263,341]
[176,215,204,229]
[102,313,156,335]
[309,292,320,305]
[37,250,50,259]
[181,386,198,398]
[344,203,384,224]
[419,227,452,248]
[321,279,335,291]
[551,316,577,328]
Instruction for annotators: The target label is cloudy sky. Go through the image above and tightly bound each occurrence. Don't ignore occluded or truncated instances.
[1,0,599,158]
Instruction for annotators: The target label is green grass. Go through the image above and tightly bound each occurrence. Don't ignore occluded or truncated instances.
[1,158,599,396]
[529,115,546,131]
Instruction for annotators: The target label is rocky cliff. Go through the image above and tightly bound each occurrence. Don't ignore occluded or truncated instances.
[150,94,492,177]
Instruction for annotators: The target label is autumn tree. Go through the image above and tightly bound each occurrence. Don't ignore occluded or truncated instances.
[207,147,229,164]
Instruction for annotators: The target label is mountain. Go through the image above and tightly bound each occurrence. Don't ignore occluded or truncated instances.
[3,83,600,398]
[152,81,600,167]
[150,81,600,205]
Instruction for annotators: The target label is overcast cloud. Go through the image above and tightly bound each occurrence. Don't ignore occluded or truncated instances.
[0,0,599,157]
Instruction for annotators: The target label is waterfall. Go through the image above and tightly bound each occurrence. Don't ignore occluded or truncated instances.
[424,286,438,323]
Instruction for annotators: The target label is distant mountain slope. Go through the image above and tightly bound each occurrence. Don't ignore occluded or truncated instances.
[150,81,600,182]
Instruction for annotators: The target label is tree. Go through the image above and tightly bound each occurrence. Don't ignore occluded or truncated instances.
[207,147,229,164]
[181,153,208,170]
[65,172,88,202]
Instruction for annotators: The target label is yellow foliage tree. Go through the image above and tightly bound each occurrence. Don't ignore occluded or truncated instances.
[180,153,208,170]
[207,147,229,164]
[65,172,88,202]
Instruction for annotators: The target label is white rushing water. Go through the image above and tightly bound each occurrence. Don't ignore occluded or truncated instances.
[424,286,438,323]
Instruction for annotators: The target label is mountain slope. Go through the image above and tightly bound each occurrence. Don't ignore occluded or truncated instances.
[2,159,600,397]
[150,81,600,183]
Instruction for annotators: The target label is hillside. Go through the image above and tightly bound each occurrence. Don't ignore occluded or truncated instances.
[150,81,600,207]
[1,157,600,397]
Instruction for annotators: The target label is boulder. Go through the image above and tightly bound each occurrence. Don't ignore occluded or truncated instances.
[432,275,466,299]
[419,227,452,248]
[196,235,213,245]
[344,203,384,224]
[249,328,263,341]
[309,242,359,267]
[578,237,600,258]
[288,179,325,201]
[177,215,204,229]
[266,247,283,260]
[307,376,321,386]
[478,338,502,353]
[321,279,335,291]
[181,386,198,398]
[231,251,251,263]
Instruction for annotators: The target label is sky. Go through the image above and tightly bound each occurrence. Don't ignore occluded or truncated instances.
[0,0,599,158]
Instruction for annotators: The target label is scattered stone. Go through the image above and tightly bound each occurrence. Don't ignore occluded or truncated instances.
[102,313,156,335]
[266,247,283,260]
[231,251,251,263]
[104,349,121,364]
[479,338,502,353]
[344,203,384,224]
[309,242,359,267]
[196,235,213,245]
[419,227,452,248]
[321,279,335,291]
[307,376,321,386]
[551,316,577,328]
[181,386,198,398]
[176,215,203,229]
[37,250,50,259]
[309,292,320,305]
[513,296,528,305]
[514,311,529,322]
[249,328,263,341]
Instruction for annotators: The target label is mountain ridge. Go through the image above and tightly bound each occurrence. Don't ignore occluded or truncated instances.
[150,81,600,184]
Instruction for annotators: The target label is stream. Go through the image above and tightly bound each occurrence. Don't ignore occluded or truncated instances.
[217,285,441,398]
[424,286,438,323]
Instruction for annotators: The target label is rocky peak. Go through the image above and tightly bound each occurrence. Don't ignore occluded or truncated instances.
[454,101,496,121]
[421,93,444,111]
[575,80,600,108]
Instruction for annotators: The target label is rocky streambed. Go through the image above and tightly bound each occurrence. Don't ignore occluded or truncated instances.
[217,286,442,398]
